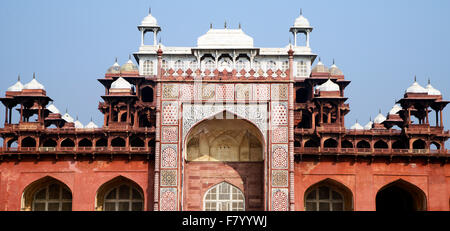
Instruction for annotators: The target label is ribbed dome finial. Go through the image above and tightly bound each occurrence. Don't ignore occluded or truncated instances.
[414,75,416,82]
[18,74,20,81]
[210,23,212,29]
[224,21,227,29]
[33,72,36,79]
[149,7,151,15]
[300,8,303,15]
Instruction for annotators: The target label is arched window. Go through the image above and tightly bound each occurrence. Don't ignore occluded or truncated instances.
[297,60,307,77]
[174,60,184,70]
[392,140,407,149]
[412,139,426,149]
[61,138,75,147]
[430,142,440,151]
[376,179,427,211]
[267,61,277,70]
[203,59,215,70]
[78,138,92,147]
[22,137,36,147]
[305,185,344,211]
[204,182,244,211]
[43,139,57,147]
[253,60,261,70]
[130,137,144,147]
[96,138,107,147]
[281,61,289,72]
[141,86,154,103]
[324,138,338,148]
[304,139,319,148]
[189,60,198,70]
[32,182,72,211]
[356,140,370,149]
[341,140,353,148]
[161,60,168,70]
[374,140,388,149]
[111,137,126,147]
[142,60,153,75]
[103,183,144,211]
[296,88,308,103]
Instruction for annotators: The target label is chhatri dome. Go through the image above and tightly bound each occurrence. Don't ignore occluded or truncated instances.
[389,104,402,115]
[329,60,343,76]
[406,77,427,94]
[46,103,60,114]
[7,75,24,92]
[311,58,329,73]
[364,120,373,130]
[140,10,159,27]
[106,58,121,74]
[85,120,99,129]
[111,77,132,90]
[294,9,311,28]
[350,121,364,130]
[373,110,386,124]
[317,78,340,92]
[197,23,254,48]
[23,73,45,90]
[120,56,139,74]
[425,79,442,96]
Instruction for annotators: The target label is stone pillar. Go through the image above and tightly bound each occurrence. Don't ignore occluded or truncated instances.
[154,47,163,211]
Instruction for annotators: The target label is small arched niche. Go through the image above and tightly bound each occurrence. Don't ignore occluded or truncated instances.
[185,111,264,162]
[376,179,427,211]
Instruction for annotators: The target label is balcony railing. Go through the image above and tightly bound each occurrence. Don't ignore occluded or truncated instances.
[294,147,449,155]
[0,146,153,154]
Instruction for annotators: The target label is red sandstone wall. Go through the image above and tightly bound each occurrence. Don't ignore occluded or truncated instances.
[294,160,450,211]
[0,157,154,211]
[183,161,264,211]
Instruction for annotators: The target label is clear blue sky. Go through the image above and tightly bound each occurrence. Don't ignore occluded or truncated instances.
[1,0,449,147]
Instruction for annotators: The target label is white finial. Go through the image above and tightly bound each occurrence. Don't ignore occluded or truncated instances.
[300,8,303,15]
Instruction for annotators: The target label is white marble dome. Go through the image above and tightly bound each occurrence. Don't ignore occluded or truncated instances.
[62,113,74,123]
[329,63,343,76]
[7,79,24,92]
[350,122,364,130]
[85,121,98,129]
[364,121,373,130]
[425,82,441,96]
[294,14,310,28]
[23,78,45,90]
[311,59,329,73]
[106,59,121,74]
[111,77,132,89]
[46,104,60,114]
[140,12,158,27]
[74,120,84,128]
[406,81,427,94]
[317,79,340,92]
[389,104,402,115]
[374,113,386,124]
[197,29,254,48]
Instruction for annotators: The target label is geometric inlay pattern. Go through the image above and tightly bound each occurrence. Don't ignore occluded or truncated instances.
[180,84,194,101]
[162,126,178,143]
[271,84,289,101]
[253,84,270,101]
[160,170,177,186]
[272,188,289,211]
[272,170,288,187]
[272,144,288,169]
[272,126,288,143]
[161,144,177,168]
[160,188,177,211]
[216,84,234,101]
[162,84,179,100]
[271,102,288,125]
[236,84,252,101]
[162,102,178,125]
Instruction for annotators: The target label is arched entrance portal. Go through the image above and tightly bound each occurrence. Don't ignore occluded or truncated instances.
[376,180,427,211]
[183,112,265,211]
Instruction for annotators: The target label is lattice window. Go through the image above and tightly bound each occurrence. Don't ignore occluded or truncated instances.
[161,60,168,70]
[203,59,215,70]
[297,60,308,77]
[253,60,261,70]
[32,183,72,211]
[142,60,153,75]
[305,186,344,211]
[189,60,198,70]
[204,182,245,211]
[174,60,184,70]
[281,61,289,71]
[267,60,277,70]
[103,183,144,211]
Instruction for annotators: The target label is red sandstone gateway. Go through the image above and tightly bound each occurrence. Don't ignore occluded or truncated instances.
[0,10,449,211]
